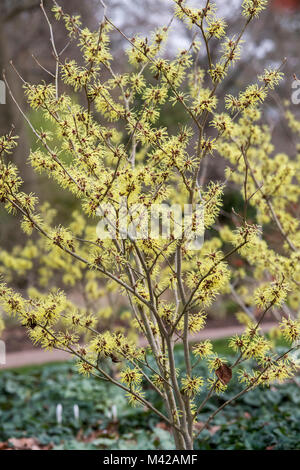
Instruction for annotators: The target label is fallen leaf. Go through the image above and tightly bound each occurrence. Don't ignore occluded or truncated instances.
[0,442,9,450]
[194,421,205,431]
[8,437,52,450]
[209,425,221,436]
[156,422,169,431]
[216,363,232,385]
[9,437,37,450]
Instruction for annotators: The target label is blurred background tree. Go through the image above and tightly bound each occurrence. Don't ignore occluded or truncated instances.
[0,0,99,246]
[1,0,300,320]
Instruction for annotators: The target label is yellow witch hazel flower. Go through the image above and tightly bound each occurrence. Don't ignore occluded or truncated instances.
[193,340,213,359]
[181,376,204,397]
[151,374,165,390]
[126,387,146,407]
[207,355,228,373]
[258,68,284,89]
[242,335,272,360]
[188,311,207,333]
[193,89,218,115]
[242,0,268,18]
[279,318,300,343]
[89,332,115,357]
[207,15,227,39]
[120,367,143,386]
[254,280,290,308]
[228,334,248,353]
[77,361,94,377]
[207,377,228,394]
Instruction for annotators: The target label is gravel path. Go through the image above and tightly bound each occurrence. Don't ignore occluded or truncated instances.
[1,322,276,369]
